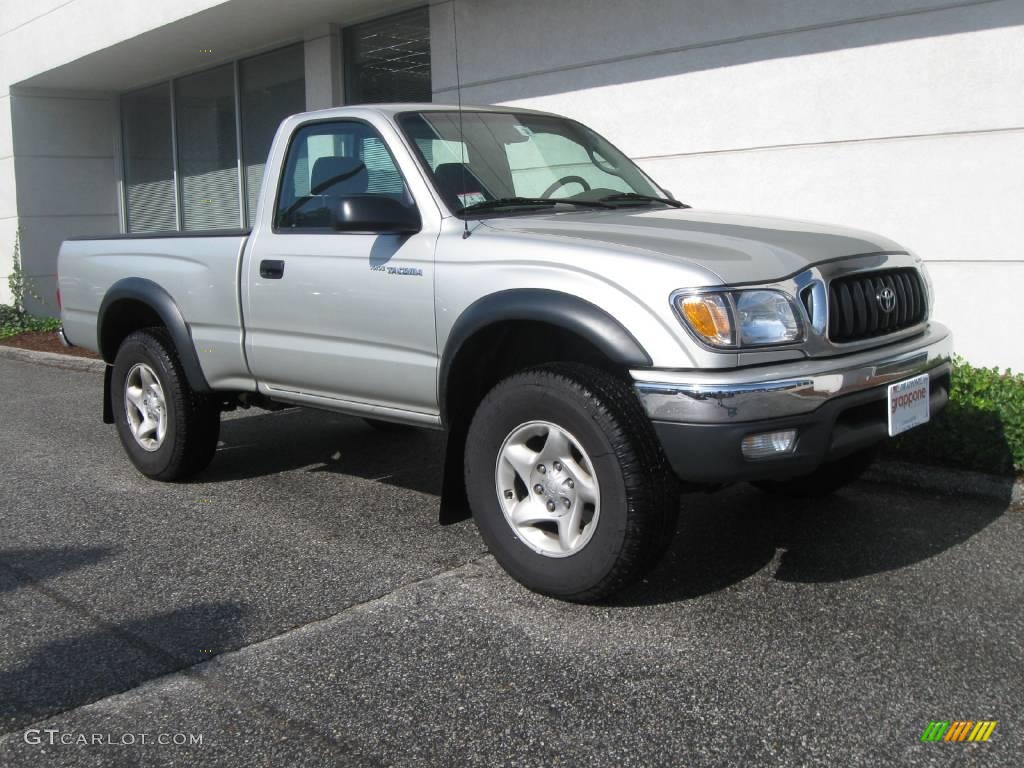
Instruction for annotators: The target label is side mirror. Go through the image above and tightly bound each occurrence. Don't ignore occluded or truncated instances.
[332,196,421,235]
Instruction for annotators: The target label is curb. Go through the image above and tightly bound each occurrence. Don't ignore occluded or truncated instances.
[2,342,1020,507]
[865,460,1023,506]
[0,344,105,374]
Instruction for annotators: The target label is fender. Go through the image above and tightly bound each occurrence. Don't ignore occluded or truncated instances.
[98,277,211,394]
[438,288,652,424]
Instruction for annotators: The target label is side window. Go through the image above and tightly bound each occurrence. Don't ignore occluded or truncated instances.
[506,132,632,198]
[275,120,411,230]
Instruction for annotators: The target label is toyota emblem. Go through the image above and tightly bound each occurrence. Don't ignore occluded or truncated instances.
[877,286,897,313]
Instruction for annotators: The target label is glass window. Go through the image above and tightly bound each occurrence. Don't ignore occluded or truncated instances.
[344,7,432,104]
[275,120,412,231]
[121,83,176,233]
[505,132,635,199]
[174,64,240,230]
[398,110,664,214]
[239,44,306,226]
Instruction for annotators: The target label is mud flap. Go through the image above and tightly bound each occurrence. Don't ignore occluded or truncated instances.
[102,364,114,424]
[438,422,471,525]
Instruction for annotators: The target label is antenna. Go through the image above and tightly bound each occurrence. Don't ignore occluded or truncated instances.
[451,0,470,238]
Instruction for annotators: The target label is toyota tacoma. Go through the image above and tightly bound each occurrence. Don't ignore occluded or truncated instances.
[58,104,952,601]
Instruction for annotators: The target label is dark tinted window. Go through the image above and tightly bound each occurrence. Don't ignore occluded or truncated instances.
[240,44,306,225]
[121,84,176,233]
[174,64,240,230]
[344,7,432,104]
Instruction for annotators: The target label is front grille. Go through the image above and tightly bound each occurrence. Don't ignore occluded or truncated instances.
[824,268,926,343]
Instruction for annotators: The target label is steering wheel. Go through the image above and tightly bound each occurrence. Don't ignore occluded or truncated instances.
[541,175,591,199]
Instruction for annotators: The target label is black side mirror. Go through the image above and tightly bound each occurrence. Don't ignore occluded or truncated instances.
[331,196,421,235]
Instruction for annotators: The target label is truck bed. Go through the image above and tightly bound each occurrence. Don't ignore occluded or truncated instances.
[58,230,255,391]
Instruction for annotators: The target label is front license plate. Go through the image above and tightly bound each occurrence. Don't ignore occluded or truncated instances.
[887,374,930,436]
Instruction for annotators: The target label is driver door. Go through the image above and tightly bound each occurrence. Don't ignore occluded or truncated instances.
[242,118,438,416]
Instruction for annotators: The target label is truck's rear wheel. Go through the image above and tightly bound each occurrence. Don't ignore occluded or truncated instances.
[752,447,876,497]
[464,363,678,602]
[111,328,220,481]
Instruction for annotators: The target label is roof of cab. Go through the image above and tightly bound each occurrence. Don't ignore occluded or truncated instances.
[287,102,557,123]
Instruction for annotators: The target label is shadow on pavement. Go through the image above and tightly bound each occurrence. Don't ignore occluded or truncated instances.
[197,409,444,496]
[0,547,114,595]
[193,409,1010,606]
[612,482,1007,606]
[0,602,246,732]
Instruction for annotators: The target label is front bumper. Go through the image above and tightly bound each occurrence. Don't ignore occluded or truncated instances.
[632,323,953,483]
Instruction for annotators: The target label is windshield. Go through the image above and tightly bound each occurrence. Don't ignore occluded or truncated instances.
[397,110,668,216]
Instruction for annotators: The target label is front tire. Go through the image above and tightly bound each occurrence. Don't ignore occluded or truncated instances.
[111,328,220,481]
[464,364,678,602]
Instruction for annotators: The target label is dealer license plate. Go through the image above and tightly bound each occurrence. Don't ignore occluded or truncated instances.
[887,374,930,437]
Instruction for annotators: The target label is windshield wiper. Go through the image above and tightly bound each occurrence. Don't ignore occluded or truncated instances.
[597,192,689,208]
[459,197,612,214]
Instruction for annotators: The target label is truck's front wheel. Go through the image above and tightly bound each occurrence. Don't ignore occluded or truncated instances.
[464,364,678,602]
[111,329,220,481]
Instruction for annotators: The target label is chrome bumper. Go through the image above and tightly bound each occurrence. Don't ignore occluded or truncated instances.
[633,323,953,424]
[57,326,72,347]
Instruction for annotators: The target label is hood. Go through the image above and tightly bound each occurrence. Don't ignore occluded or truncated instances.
[480,208,905,285]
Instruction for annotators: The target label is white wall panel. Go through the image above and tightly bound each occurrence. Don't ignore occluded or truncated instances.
[0,94,12,158]
[0,215,15,305]
[478,24,1024,159]
[635,130,1024,265]
[13,156,118,218]
[9,93,115,158]
[432,0,1024,370]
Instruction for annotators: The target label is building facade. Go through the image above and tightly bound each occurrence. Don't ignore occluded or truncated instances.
[1,0,1021,368]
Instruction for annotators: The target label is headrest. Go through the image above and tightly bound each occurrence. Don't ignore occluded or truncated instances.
[310,156,368,195]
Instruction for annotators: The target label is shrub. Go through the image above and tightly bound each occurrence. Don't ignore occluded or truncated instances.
[890,356,1024,475]
[1,229,60,338]
[0,314,61,338]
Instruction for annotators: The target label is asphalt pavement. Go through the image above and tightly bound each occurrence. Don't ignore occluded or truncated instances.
[0,355,1021,766]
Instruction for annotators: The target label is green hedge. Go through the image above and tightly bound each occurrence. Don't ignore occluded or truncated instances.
[0,308,61,339]
[890,356,1024,475]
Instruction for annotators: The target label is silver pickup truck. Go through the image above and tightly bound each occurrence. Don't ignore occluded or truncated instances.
[58,104,952,601]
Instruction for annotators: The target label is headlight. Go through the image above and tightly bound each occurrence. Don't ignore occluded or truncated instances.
[673,289,803,348]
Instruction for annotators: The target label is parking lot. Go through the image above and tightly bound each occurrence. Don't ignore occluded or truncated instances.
[0,355,1021,767]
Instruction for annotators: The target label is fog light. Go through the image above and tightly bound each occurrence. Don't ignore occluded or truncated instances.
[741,429,797,459]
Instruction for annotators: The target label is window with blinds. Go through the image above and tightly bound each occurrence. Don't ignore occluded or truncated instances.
[120,46,306,233]
[121,84,176,233]
[344,7,432,104]
[174,65,240,231]
[239,44,306,226]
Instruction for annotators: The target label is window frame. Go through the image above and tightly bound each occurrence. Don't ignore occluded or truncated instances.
[270,117,420,235]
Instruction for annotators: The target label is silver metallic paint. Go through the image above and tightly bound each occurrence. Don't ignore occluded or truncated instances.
[58,103,946,428]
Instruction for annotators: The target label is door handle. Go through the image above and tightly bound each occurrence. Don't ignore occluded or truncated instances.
[260,260,285,279]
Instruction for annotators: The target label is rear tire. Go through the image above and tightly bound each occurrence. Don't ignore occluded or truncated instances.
[752,447,875,498]
[111,328,220,481]
[464,363,678,602]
